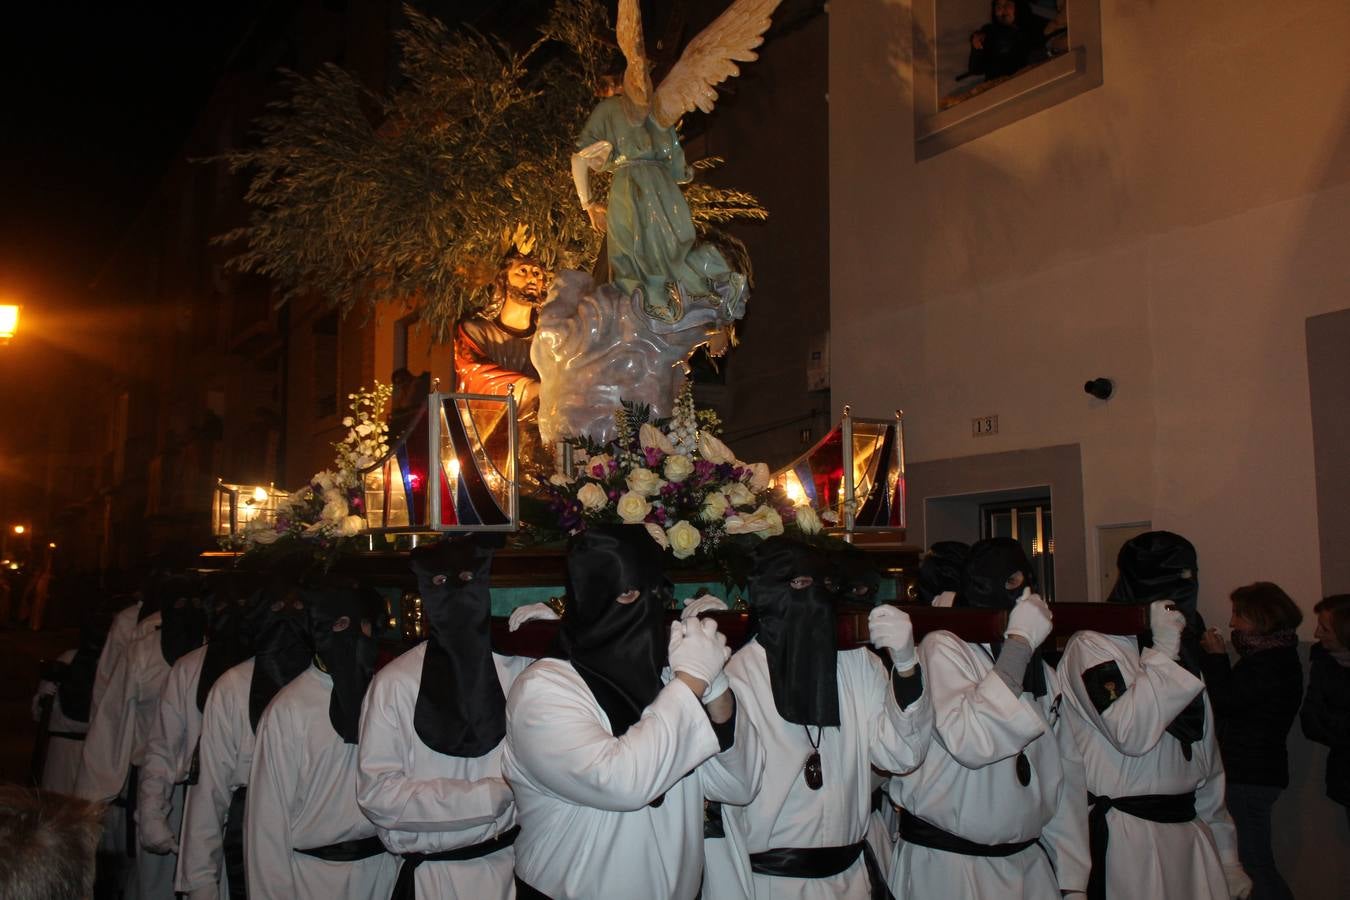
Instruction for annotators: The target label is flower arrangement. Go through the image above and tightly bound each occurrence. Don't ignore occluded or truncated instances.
[542,385,829,563]
[232,382,392,554]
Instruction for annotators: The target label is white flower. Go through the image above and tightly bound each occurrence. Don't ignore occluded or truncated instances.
[356,423,373,436]
[795,505,822,535]
[548,472,574,486]
[250,528,282,546]
[697,432,736,464]
[644,523,670,550]
[626,467,665,498]
[616,491,651,524]
[663,453,694,483]
[321,498,348,524]
[585,453,614,477]
[744,461,771,492]
[666,521,702,559]
[701,491,730,521]
[342,417,355,427]
[577,482,608,511]
[338,515,365,537]
[725,482,756,508]
[313,470,337,492]
[725,504,784,538]
[639,423,676,455]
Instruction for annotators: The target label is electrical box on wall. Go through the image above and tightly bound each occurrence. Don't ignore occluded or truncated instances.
[807,332,830,391]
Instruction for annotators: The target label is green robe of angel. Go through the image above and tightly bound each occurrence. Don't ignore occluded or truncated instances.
[578,97,746,325]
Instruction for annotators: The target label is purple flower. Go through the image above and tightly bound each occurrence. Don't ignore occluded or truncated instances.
[644,447,665,468]
[607,459,619,473]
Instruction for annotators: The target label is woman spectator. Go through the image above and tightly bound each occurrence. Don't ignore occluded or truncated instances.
[1199,582,1303,900]
[1302,594,1350,828]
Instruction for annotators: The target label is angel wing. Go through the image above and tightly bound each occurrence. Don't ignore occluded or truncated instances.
[617,0,653,117]
[651,0,782,128]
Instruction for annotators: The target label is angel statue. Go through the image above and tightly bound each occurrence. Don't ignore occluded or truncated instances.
[570,0,780,331]
[537,0,781,449]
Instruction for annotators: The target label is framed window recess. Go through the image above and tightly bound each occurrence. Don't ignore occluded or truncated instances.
[912,0,1102,160]
[981,495,1056,601]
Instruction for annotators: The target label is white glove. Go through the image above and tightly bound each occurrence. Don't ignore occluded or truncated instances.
[681,593,729,620]
[668,618,730,689]
[508,602,560,632]
[1149,600,1186,660]
[1223,863,1252,899]
[868,605,917,671]
[138,814,179,855]
[931,590,956,607]
[1005,588,1053,648]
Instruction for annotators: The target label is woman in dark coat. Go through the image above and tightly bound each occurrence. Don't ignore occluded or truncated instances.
[1199,582,1303,900]
[1302,594,1350,827]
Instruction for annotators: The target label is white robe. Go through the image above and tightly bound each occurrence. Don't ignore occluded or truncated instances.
[1057,631,1239,900]
[886,632,1090,899]
[356,642,531,900]
[177,658,257,900]
[712,642,933,900]
[137,644,207,881]
[91,602,158,719]
[503,658,765,900]
[76,623,177,899]
[34,648,87,796]
[247,666,399,900]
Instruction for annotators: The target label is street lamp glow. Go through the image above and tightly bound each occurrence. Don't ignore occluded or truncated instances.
[0,305,18,342]
[48,542,57,549]
[12,525,24,535]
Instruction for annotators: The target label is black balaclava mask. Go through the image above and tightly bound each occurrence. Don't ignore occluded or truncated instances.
[197,571,259,713]
[918,541,970,605]
[410,535,505,757]
[830,546,882,608]
[156,573,209,668]
[1108,530,1206,749]
[961,537,1046,698]
[245,558,314,731]
[556,525,671,737]
[305,583,382,744]
[750,537,840,727]
[59,610,113,723]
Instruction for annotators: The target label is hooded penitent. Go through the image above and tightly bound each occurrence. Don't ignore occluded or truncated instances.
[156,573,209,668]
[830,546,882,607]
[1108,530,1206,749]
[58,610,113,724]
[556,524,671,738]
[245,558,314,731]
[410,535,505,757]
[750,537,840,728]
[960,537,1046,698]
[196,571,259,713]
[305,582,383,744]
[918,541,970,605]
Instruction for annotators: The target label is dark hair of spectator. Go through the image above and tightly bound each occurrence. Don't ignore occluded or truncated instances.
[1314,593,1350,647]
[0,786,103,900]
[1229,582,1303,635]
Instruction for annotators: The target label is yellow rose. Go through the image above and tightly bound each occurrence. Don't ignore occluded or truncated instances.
[663,453,694,483]
[639,423,676,455]
[795,505,822,535]
[577,482,608,511]
[701,491,729,522]
[616,491,651,524]
[697,432,737,464]
[626,467,665,497]
[725,482,756,508]
[725,504,784,538]
[644,523,670,550]
[666,521,702,560]
[548,471,574,486]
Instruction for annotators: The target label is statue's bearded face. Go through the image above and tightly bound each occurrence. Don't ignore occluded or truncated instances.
[505,259,546,304]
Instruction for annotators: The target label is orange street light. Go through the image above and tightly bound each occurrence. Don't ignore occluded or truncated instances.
[0,305,18,343]
[48,541,57,549]
[12,525,24,535]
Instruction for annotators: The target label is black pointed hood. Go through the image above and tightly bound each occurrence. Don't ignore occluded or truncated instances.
[58,610,113,723]
[918,541,970,605]
[245,555,315,731]
[556,525,671,737]
[155,573,209,667]
[750,537,840,727]
[305,581,383,744]
[410,535,505,757]
[197,570,259,712]
[1107,530,1200,623]
[960,537,1046,697]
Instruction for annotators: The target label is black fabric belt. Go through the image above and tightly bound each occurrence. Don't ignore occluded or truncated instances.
[49,730,87,741]
[749,840,894,900]
[514,876,552,900]
[224,786,248,900]
[389,825,519,900]
[899,809,1039,858]
[297,834,388,862]
[1087,790,1196,900]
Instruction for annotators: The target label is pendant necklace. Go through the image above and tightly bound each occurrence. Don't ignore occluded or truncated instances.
[803,726,823,791]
